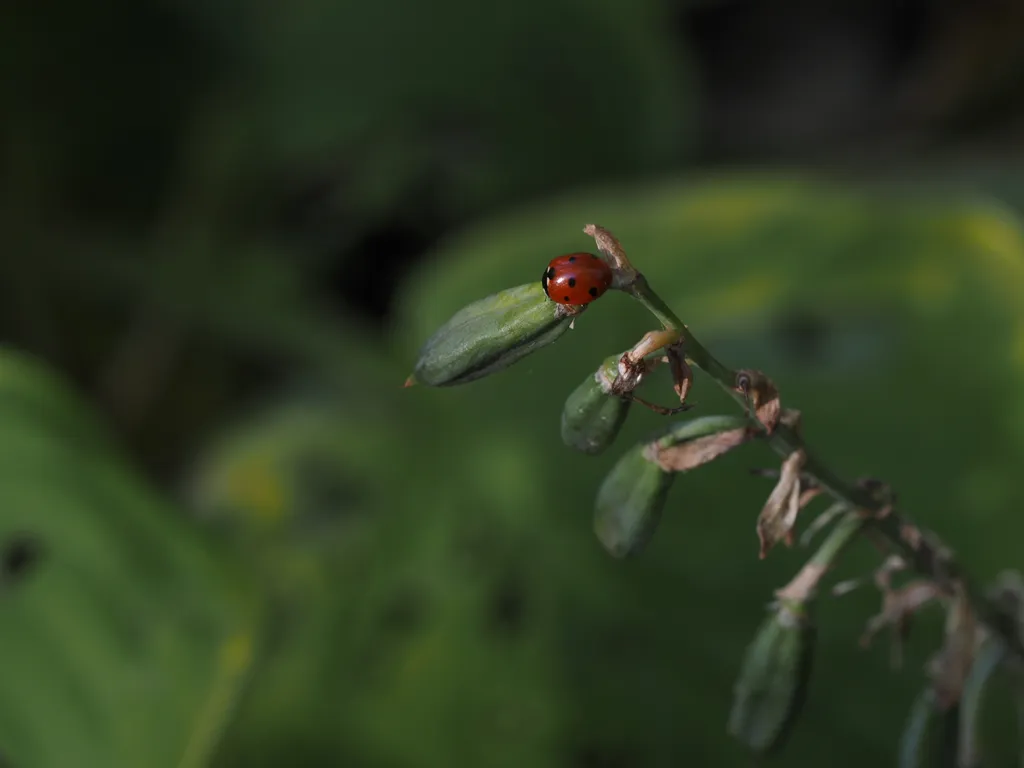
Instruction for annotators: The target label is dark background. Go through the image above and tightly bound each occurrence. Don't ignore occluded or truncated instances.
[2,1,1024,766]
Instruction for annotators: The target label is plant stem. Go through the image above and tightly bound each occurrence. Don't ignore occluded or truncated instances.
[629,272,1024,661]
[629,275,685,330]
[809,512,865,566]
[776,512,865,603]
[627,278,738,386]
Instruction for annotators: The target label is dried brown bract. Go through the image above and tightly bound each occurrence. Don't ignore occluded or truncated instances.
[929,585,979,709]
[650,427,750,473]
[861,579,942,668]
[667,346,693,406]
[756,450,813,558]
[583,223,635,276]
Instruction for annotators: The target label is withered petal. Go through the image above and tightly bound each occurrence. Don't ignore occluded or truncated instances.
[797,487,822,508]
[757,450,808,558]
[650,427,749,472]
[931,586,978,708]
[668,347,693,405]
[860,580,941,649]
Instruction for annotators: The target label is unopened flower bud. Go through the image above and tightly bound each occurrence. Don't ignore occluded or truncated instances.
[728,599,816,755]
[594,443,673,558]
[409,282,575,387]
[561,354,631,455]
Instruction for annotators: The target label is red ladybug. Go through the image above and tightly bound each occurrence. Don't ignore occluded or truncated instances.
[541,253,613,305]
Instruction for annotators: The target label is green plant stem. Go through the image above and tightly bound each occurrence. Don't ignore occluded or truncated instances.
[630,275,684,331]
[628,277,1024,661]
[776,512,865,603]
[629,277,742,391]
[807,512,865,570]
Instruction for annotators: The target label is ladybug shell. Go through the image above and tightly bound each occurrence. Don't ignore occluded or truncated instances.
[541,253,613,305]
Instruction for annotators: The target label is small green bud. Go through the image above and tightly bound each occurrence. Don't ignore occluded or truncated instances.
[594,442,673,558]
[409,282,575,387]
[561,354,631,455]
[728,599,816,755]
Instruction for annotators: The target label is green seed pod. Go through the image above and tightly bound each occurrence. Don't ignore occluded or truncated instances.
[953,638,1005,768]
[594,442,673,558]
[728,599,816,755]
[409,282,575,387]
[898,638,1003,768]
[899,691,935,768]
[898,690,959,768]
[561,354,631,455]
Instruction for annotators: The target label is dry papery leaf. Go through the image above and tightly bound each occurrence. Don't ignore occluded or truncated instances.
[861,579,942,669]
[830,555,905,598]
[649,428,750,473]
[583,223,634,275]
[735,369,781,433]
[668,347,693,406]
[929,586,978,709]
[756,450,817,559]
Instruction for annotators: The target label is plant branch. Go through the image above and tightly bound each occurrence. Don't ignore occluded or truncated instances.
[584,224,1024,662]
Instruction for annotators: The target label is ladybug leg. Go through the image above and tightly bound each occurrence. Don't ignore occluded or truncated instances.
[625,393,694,416]
[616,337,693,417]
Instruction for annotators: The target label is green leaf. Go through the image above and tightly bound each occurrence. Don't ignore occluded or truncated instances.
[0,349,256,768]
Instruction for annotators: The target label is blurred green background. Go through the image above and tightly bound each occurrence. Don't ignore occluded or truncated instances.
[3,1,1024,766]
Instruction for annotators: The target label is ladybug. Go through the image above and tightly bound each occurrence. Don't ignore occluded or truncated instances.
[541,252,613,305]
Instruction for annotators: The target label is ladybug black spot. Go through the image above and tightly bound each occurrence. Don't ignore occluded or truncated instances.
[563,296,570,302]
[568,277,576,288]
[589,286,599,297]
[568,255,576,262]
